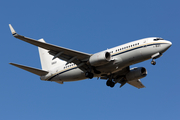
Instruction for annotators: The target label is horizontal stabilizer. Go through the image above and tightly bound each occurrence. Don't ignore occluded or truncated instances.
[127,79,145,89]
[10,63,49,76]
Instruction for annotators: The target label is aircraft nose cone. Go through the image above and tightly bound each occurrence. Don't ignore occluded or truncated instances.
[159,40,172,54]
[169,41,172,46]
[166,41,172,48]
[161,40,172,53]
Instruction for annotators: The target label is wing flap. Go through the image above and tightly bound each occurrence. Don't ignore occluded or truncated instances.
[127,79,145,89]
[55,81,64,84]
[10,63,49,76]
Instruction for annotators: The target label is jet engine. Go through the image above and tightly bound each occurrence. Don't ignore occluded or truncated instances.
[89,51,111,66]
[126,67,147,81]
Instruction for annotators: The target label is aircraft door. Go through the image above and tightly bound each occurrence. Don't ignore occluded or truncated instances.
[143,39,148,47]
[140,39,149,59]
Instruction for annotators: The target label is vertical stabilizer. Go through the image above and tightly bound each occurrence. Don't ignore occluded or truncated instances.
[38,39,65,70]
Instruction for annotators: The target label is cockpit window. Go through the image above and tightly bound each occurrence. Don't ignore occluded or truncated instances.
[154,38,164,41]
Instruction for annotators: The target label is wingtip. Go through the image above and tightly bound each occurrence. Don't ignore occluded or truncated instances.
[9,63,15,66]
[9,24,17,35]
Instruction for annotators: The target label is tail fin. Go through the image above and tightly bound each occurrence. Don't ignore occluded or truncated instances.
[38,39,65,71]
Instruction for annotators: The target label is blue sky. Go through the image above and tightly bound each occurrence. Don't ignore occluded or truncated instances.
[0,0,179,120]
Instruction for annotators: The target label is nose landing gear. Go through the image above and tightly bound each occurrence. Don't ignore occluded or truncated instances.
[151,52,162,65]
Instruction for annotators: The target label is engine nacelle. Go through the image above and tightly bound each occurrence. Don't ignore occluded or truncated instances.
[89,51,111,66]
[126,67,147,81]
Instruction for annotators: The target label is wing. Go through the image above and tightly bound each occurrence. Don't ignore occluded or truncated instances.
[127,79,145,89]
[9,24,91,72]
[100,66,145,89]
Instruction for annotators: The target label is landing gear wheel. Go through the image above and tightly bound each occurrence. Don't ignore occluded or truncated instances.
[106,80,115,88]
[85,72,94,79]
[106,80,111,86]
[110,82,115,88]
[151,60,156,65]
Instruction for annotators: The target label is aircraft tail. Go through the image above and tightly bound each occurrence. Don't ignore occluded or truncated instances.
[38,39,65,71]
[9,24,65,75]
[10,39,65,76]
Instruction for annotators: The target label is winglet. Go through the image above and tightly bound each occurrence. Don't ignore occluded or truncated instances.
[9,24,17,35]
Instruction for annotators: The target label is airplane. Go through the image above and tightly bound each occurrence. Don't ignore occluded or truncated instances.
[9,24,172,88]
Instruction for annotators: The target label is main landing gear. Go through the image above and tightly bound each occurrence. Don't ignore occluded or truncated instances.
[85,67,101,79]
[85,72,94,79]
[106,80,115,88]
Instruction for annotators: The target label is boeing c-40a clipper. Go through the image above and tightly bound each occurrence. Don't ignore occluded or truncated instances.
[9,24,172,88]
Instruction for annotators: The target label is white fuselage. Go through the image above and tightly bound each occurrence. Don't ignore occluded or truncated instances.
[41,37,172,82]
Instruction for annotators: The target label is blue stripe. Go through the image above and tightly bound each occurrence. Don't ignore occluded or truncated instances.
[48,43,164,81]
[48,67,78,81]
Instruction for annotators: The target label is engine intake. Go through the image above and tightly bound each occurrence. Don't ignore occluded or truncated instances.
[126,67,147,81]
[89,51,111,66]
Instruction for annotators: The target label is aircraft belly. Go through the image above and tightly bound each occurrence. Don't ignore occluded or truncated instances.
[51,68,86,82]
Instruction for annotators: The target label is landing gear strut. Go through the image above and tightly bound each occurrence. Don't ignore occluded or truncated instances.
[85,72,94,79]
[151,52,162,65]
